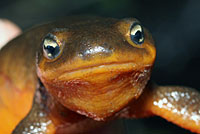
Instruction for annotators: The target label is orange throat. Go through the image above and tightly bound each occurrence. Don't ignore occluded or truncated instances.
[38,63,153,120]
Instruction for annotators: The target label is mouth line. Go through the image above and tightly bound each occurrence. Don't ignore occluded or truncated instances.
[58,61,152,79]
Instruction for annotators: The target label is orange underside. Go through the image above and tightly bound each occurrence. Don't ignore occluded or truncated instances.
[0,75,35,134]
[121,84,200,134]
[150,106,200,133]
[146,86,200,133]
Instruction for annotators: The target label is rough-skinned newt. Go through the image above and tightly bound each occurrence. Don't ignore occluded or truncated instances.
[0,16,199,134]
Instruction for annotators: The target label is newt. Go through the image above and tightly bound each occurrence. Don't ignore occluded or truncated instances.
[0,16,199,134]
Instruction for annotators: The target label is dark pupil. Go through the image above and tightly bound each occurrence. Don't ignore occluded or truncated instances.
[135,31,142,41]
[44,44,60,59]
[131,30,143,45]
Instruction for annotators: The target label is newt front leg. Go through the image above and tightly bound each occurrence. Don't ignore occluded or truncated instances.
[121,82,200,133]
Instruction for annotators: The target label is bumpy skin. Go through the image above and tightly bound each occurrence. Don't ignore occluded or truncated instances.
[120,82,200,133]
[149,85,200,133]
[0,16,199,134]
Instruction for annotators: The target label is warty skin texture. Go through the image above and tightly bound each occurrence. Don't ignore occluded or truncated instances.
[0,16,199,134]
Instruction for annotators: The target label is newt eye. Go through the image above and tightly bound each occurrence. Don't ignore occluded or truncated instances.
[130,22,144,45]
[42,34,61,60]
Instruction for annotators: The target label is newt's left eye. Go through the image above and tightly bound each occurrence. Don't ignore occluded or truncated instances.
[130,22,144,45]
[42,34,61,60]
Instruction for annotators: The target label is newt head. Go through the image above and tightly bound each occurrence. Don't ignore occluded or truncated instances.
[36,17,156,120]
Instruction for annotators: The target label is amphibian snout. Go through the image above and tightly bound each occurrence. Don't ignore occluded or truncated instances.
[0,16,199,134]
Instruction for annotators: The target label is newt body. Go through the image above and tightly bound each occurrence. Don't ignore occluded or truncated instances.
[0,16,199,134]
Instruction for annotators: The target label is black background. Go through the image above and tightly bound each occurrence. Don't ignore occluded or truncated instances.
[1,0,199,133]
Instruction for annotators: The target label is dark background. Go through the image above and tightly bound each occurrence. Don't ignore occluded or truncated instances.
[1,0,199,133]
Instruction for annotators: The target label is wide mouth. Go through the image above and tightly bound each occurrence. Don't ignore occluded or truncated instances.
[38,61,153,120]
[56,62,153,81]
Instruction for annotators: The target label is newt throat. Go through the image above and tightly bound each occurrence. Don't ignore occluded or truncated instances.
[39,65,152,120]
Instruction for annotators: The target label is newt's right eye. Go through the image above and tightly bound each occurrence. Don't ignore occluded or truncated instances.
[42,34,62,60]
[130,22,144,45]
